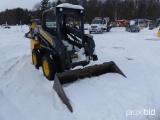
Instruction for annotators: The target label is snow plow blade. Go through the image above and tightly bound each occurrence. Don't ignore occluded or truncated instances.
[53,61,126,112]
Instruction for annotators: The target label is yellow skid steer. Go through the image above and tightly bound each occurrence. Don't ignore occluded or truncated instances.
[30,3,126,112]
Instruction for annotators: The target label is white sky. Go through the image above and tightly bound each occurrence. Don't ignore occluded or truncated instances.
[0,0,56,12]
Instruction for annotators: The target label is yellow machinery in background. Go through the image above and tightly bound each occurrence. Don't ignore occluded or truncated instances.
[158,29,160,37]
[25,19,41,38]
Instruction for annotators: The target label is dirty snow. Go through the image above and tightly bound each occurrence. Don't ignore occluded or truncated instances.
[0,25,160,120]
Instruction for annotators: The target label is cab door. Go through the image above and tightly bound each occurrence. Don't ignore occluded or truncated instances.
[102,19,106,30]
[42,10,57,37]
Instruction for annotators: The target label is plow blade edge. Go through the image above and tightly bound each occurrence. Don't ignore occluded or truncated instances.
[53,61,126,112]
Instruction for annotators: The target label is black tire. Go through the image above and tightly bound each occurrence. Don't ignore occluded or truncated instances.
[42,54,58,80]
[107,28,110,32]
[100,29,103,34]
[89,31,92,34]
[84,36,96,57]
[32,49,42,69]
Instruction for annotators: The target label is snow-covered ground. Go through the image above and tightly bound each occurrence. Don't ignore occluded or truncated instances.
[0,25,160,120]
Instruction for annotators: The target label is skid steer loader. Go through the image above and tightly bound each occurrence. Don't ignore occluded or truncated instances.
[30,3,126,112]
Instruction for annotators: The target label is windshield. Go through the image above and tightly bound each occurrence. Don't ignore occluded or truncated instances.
[45,11,56,28]
[91,19,102,24]
[130,25,138,28]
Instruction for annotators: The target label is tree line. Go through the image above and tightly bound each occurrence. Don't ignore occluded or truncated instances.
[0,0,160,25]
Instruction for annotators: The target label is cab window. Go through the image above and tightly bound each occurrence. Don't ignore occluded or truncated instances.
[46,11,56,28]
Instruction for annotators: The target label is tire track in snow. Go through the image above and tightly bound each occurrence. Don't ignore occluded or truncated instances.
[139,50,160,120]
[0,90,27,120]
[0,55,31,89]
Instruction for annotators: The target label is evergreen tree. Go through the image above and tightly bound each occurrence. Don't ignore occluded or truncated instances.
[1,0,160,25]
[41,0,50,12]
[57,0,62,5]
[39,0,50,20]
[65,0,79,4]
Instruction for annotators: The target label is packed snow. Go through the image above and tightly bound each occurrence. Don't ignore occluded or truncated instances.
[56,3,84,10]
[0,25,160,120]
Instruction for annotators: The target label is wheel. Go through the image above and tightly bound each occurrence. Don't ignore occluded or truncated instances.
[107,28,110,32]
[89,31,92,34]
[42,54,58,80]
[100,29,103,34]
[92,55,98,61]
[32,49,42,69]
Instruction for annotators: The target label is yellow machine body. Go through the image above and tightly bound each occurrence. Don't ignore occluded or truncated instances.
[30,39,41,51]
[158,29,160,37]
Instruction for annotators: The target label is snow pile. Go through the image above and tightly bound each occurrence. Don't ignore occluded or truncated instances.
[145,28,160,40]
[0,26,160,120]
[56,3,84,10]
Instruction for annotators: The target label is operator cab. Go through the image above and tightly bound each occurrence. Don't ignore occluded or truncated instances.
[42,9,57,37]
[42,3,85,43]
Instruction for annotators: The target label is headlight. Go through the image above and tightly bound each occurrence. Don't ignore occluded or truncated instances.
[59,8,63,11]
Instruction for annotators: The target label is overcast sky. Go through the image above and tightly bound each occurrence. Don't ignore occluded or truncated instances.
[0,0,56,12]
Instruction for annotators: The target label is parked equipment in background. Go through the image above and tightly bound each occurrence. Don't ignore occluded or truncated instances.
[126,25,140,32]
[116,19,128,27]
[1,24,10,29]
[125,20,140,32]
[29,3,126,112]
[157,29,160,37]
[149,20,159,30]
[89,17,112,34]
[130,19,148,29]
[149,20,156,30]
